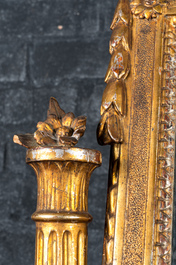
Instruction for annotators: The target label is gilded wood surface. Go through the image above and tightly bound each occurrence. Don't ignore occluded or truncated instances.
[14,101,102,265]
[13,147,101,265]
[28,149,100,265]
[97,1,131,263]
[98,1,176,265]
[154,15,176,265]
[14,97,87,148]
[123,18,156,264]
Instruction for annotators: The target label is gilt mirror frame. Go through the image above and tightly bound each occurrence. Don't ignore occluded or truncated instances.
[97,1,176,265]
[7,1,176,265]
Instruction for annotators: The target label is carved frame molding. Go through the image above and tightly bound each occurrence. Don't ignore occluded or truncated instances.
[98,1,176,265]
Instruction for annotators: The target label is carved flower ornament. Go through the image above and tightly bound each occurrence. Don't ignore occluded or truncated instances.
[131,4,162,19]
[13,97,87,148]
[130,0,169,19]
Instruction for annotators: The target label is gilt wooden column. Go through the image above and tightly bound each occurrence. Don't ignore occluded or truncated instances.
[27,147,101,265]
[14,97,102,265]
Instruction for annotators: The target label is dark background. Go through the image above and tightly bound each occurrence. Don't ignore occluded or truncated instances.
[0,0,113,264]
[0,0,176,265]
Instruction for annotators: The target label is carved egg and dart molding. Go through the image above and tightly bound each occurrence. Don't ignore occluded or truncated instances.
[13,97,87,148]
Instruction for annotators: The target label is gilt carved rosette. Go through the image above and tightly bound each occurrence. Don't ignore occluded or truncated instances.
[14,98,102,265]
[98,1,176,265]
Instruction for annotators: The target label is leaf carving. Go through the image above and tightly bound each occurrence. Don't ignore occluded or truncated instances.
[37,122,53,135]
[130,0,144,6]
[59,136,78,147]
[62,112,75,127]
[47,97,65,119]
[72,116,87,140]
[110,22,130,54]
[110,0,131,29]
[153,4,162,14]
[107,106,123,143]
[98,0,130,147]
[13,134,39,148]
[134,4,145,15]
[97,104,123,145]
[14,97,87,148]
[105,46,130,83]
[131,1,164,19]
[101,80,126,116]
[46,117,62,130]
[34,130,56,145]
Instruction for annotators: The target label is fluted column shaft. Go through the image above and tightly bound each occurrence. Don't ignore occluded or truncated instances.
[26,147,101,265]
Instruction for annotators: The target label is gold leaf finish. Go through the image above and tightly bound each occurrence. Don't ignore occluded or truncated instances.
[97,0,131,144]
[98,1,176,265]
[105,46,130,82]
[134,4,146,14]
[111,0,131,28]
[14,99,102,265]
[19,147,101,265]
[13,97,87,148]
[97,0,131,264]
[100,80,126,116]
[110,22,130,54]
[130,0,169,19]
[154,16,176,265]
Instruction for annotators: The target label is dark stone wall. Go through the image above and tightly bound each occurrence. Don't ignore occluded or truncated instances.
[0,0,116,264]
[0,1,176,265]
